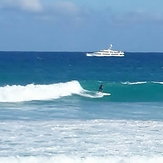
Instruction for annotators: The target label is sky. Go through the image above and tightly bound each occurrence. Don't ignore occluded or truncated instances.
[0,0,163,52]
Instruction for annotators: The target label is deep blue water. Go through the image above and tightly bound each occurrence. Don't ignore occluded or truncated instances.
[1,51,163,83]
[0,51,163,101]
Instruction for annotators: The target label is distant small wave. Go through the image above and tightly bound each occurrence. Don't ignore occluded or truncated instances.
[152,81,163,84]
[122,81,147,85]
[122,81,163,85]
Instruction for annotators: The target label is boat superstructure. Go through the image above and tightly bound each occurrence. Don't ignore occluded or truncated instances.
[86,44,124,57]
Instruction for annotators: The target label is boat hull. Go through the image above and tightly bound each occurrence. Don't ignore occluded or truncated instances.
[86,53,124,57]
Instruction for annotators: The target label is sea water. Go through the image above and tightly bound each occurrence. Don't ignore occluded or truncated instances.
[0,52,163,163]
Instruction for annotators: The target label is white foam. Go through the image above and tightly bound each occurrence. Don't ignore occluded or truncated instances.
[1,156,163,163]
[1,120,163,158]
[0,80,83,102]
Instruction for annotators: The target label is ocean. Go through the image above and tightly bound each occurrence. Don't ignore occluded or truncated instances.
[0,51,163,163]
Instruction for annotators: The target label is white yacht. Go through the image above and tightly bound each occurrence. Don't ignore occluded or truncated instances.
[86,44,124,57]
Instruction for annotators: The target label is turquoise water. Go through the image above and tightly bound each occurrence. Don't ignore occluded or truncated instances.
[0,52,163,162]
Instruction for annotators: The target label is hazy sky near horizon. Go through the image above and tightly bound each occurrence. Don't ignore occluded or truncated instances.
[0,0,163,52]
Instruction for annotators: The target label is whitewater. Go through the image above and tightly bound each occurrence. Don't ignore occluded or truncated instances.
[0,51,163,163]
[1,119,163,162]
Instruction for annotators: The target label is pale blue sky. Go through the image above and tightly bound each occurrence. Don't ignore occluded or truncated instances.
[0,0,163,52]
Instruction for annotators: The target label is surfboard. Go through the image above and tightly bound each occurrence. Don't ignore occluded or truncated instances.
[81,90,111,98]
[102,92,111,96]
[97,92,111,96]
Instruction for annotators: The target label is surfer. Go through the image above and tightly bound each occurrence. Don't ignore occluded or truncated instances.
[98,84,103,92]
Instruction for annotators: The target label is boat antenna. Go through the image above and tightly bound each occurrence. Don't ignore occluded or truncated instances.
[110,44,112,49]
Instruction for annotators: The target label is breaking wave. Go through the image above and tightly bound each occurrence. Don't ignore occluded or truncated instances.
[0,81,84,102]
[0,80,107,103]
[0,80,163,102]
